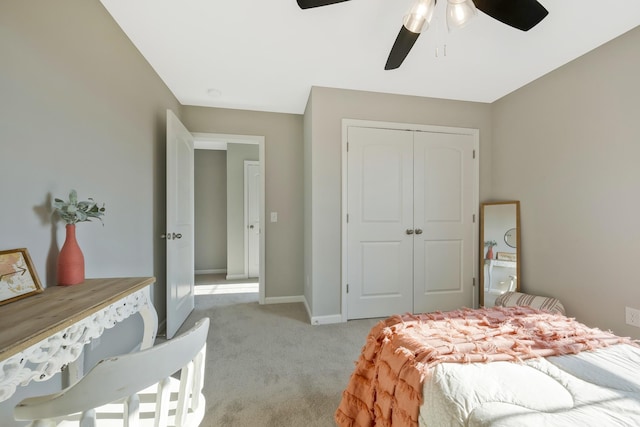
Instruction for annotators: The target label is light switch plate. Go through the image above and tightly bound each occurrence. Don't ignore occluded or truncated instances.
[270,212,278,222]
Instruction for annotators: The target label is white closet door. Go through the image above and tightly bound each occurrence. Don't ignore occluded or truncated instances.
[346,127,414,319]
[413,131,475,313]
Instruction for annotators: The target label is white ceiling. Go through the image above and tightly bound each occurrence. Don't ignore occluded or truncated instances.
[100,0,640,114]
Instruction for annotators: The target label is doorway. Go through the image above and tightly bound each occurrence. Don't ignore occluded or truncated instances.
[193,133,265,303]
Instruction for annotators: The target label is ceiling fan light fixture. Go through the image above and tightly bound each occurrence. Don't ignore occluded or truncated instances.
[403,0,436,33]
[446,0,477,31]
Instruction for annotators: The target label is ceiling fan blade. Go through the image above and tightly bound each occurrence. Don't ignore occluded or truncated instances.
[297,0,351,9]
[385,26,421,70]
[473,0,548,31]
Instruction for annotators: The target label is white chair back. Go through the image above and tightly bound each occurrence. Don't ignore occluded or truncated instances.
[15,317,210,427]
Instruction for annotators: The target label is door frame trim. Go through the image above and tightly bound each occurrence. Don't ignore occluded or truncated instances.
[193,132,266,305]
[341,119,480,321]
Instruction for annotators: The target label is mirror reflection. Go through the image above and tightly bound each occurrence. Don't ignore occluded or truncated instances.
[480,201,521,307]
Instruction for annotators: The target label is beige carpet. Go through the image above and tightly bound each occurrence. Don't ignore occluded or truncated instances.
[175,291,380,427]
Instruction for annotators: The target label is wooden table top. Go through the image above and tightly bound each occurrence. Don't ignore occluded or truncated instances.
[0,277,155,361]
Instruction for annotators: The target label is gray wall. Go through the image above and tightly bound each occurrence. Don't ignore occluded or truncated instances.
[194,150,227,271]
[304,87,493,318]
[181,106,304,299]
[0,0,180,424]
[491,26,640,338]
[226,143,259,277]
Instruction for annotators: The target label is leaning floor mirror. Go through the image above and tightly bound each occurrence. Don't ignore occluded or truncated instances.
[480,201,521,307]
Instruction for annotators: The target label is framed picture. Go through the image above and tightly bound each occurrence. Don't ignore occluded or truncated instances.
[0,248,43,306]
[496,252,517,262]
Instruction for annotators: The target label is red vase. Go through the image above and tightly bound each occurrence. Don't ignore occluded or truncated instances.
[486,246,494,260]
[57,224,85,286]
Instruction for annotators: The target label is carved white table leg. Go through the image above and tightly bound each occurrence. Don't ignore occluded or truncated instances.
[138,287,158,350]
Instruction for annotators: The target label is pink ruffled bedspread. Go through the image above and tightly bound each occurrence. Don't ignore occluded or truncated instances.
[335,306,637,427]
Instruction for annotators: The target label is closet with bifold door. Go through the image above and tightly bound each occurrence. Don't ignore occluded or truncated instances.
[345,124,478,319]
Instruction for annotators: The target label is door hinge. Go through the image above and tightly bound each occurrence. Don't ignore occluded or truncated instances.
[473,214,476,223]
[473,278,476,287]
[346,213,349,223]
[473,149,476,159]
[346,284,349,293]
[346,142,349,152]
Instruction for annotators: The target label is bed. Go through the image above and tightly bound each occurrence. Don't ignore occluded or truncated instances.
[335,305,640,427]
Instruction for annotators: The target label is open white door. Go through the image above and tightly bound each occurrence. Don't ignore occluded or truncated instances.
[244,161,260,278]
[166,110,195,339]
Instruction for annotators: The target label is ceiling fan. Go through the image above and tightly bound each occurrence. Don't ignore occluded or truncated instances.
[297,0,548,70]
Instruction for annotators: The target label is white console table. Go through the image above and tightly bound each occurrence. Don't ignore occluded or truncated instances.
[0,277,157,402]
[484,260,517,306]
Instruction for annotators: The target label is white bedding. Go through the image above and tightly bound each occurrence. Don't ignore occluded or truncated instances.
[420,343,640,426]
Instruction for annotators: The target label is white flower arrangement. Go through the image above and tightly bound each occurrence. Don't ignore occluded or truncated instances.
[53,190,106,225]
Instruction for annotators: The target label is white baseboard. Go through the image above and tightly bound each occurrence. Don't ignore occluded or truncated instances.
[310,313,343,325]
[264,295,305,305]
[226,274,248,280]
[303,298,312,322]
[195,269,226,275]
[303,296,344,325]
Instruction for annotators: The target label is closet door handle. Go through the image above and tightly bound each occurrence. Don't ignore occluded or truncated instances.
[406,229,414,235]
[415,229,423,235]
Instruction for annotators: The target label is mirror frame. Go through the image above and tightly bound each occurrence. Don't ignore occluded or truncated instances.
[479,201,521,307]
